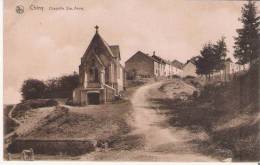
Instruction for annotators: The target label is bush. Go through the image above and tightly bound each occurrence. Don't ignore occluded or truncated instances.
[44,72,79,99]
[199,84,218,100]
[192,91,199,98]
[127,80,145,87]
[20,73,80,101]
[184,75,196,79]
[12,99,58,119]
[172,74,181,79]
[21,79,46,100]
[65,98,75,106]
[27,99,58,109]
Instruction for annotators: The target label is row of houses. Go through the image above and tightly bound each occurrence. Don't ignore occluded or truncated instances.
[125,51,197,79]
[125,50,250,81]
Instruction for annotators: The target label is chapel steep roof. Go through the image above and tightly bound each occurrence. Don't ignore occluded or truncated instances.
[83,26,120,59]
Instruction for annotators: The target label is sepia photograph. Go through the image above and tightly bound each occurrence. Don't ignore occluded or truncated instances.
[3,0,260,162]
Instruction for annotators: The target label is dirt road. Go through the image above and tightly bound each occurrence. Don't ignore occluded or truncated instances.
[82,80,218,161]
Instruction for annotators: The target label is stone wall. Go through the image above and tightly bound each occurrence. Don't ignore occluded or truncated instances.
[7,138,96,156]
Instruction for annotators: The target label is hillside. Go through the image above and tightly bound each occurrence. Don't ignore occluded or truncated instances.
[160,62,259,161]
[4,105,18,136]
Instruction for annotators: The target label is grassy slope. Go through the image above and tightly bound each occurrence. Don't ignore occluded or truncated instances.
[20,86,144,151]
[25,101,132,139]
[158,67,259,161]
[12,99,57,120]
[4,105,18,135]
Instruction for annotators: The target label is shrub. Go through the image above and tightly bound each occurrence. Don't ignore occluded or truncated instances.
[21,79,46,100]
[28,99,58,109]
[127,80,145,87]
[184,75,196,79]
[12,99,58,119]
[172,74,181,79]
[192,91,199,98]
[65,98,74,106]
[44,72,79,99]
[65,98,80,106]
[20,73,80,101]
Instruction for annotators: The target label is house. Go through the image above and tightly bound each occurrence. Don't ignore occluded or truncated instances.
[125,51,185,79]
[151,52,166,77]
[125,51,160,79]
[171,60,184,76]
[165,60,172,77]
[182,58,198,77]
[73,26,125,105]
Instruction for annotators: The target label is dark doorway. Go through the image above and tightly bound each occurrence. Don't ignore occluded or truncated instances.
[87,93,100,105]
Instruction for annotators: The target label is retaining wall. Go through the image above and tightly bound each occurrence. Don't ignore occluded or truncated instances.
[7,138,97,156]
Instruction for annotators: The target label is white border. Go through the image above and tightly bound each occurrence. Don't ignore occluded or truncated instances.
[0,0,259,165]
[1,0,4,162]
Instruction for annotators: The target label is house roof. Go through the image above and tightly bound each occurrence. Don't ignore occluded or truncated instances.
[150,56,160,63]
[171,60,184,69]
[152,55,166,64]
[126,51,160,63]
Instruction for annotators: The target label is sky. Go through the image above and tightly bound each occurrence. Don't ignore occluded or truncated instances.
[4,0,257,104]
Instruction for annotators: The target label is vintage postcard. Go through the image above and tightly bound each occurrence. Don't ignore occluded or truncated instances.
[3,0,260,162]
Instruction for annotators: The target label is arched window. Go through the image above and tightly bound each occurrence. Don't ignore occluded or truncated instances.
[89,67,99,82]
[88,59,99,83]
[105,66,109,83]
[94,67,99,82]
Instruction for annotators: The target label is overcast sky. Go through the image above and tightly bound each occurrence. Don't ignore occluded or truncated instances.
[4,0,256,104]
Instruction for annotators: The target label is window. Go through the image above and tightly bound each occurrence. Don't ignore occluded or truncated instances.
[89,67,99,82]
[105,66,109,83]
[117,64,120,79]
[94,67,99,82]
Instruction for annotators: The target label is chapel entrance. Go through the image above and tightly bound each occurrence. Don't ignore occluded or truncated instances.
[87,92,100,105]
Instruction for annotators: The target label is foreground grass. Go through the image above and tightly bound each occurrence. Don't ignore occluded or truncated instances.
[25,101,132,140]
[7,100,144,160]
[7,88,146,160]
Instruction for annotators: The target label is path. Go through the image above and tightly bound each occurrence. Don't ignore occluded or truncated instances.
[81,80,218,161]
[129,80,216,161]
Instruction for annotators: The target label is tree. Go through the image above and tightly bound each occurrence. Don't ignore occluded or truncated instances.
[214,37,228,71]
[234,0,260,66]
[58,72,80,97]
[195,42,216,79]
[44,77,60,98]
[195,37,228,80]
[44,72,79,98]
[21,79,46,100]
